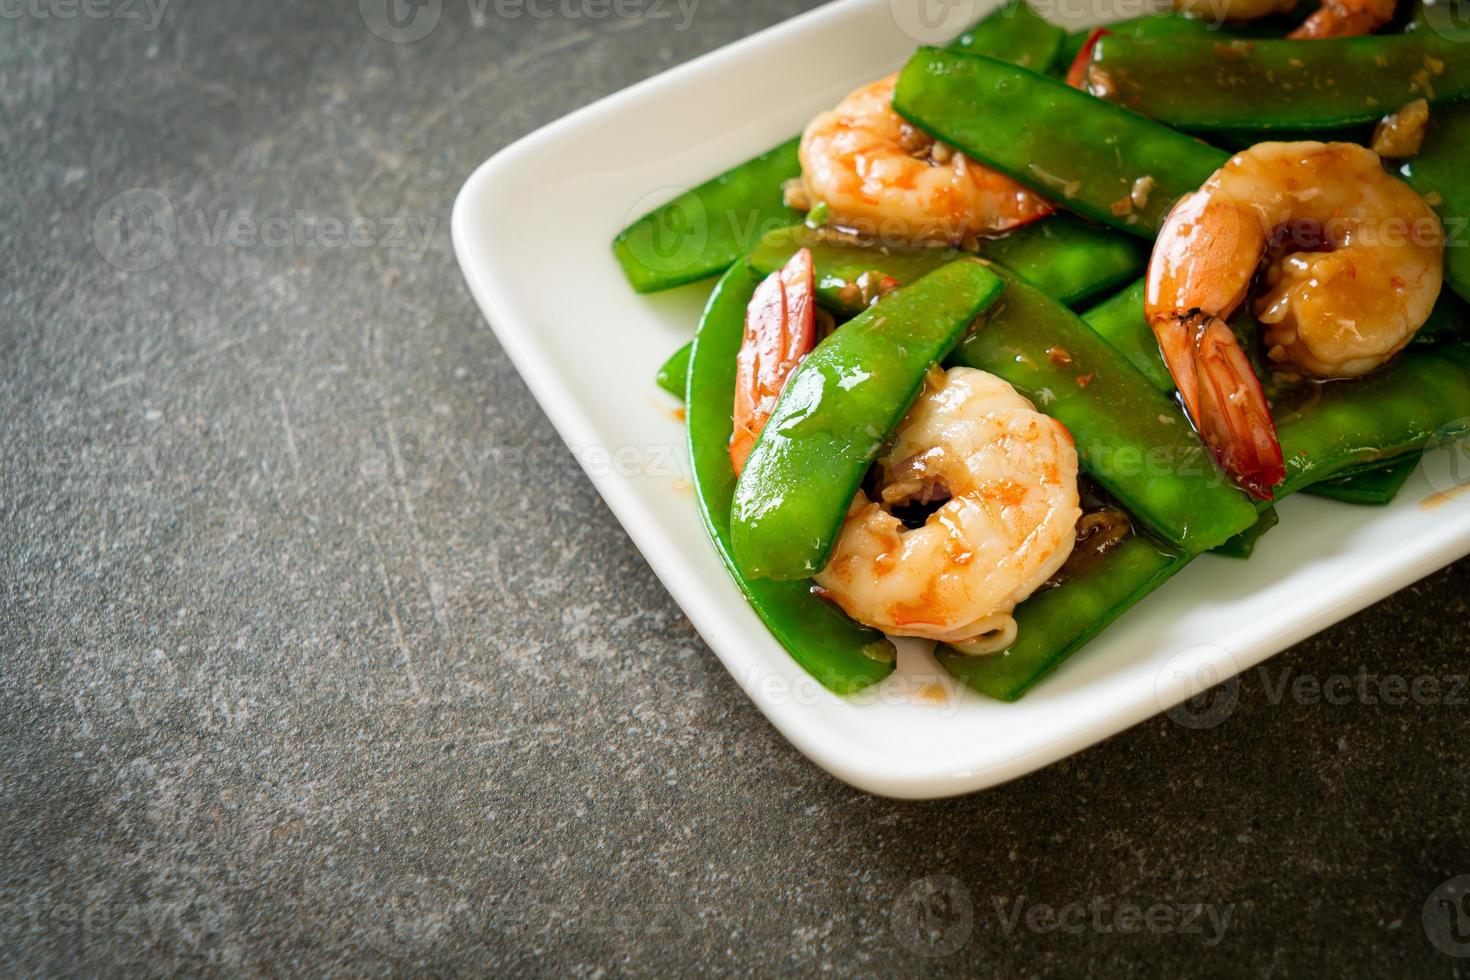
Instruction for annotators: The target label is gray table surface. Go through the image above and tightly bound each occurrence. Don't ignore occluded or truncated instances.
[5,0,1470,974]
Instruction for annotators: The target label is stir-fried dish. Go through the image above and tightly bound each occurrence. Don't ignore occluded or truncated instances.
[613,0,1470,701]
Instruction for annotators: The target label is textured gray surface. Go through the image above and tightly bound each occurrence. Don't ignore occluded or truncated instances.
[4,0,1470,974]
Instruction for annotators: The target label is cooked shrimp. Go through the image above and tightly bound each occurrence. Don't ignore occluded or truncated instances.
[1288,0,1396,38]
[1147,141,1444,498]
[813,367,1080,654]
[798,74,1053,245]
[1171,0,1394,37]
[730,248,816,476]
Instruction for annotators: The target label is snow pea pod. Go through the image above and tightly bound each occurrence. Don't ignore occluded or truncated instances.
[1080,278,1172,393]
[730,261,1006,580]
[686,265,896,692]
[1060,13,1241,67]
[948,269,1260,553]
[977,214,1147,306]
[1084,33,1470,132]
[1275,344,1470,496]
[894,48,1229,236]
[613,139,802,293]
[657,342,692,398]
[951,0,1066,71]
[1400,99,1470,305]
[1305,454,1422,506]
[936,534,1188,701]
[1212,506,1279,559]
[749,218,1144,315]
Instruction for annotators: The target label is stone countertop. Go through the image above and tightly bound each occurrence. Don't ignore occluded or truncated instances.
[3,1,1469,974]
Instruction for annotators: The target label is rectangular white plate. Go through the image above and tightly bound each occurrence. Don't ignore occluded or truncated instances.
[452,0,1470,798]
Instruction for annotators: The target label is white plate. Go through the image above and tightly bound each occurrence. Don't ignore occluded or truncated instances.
[451,0,1470,798]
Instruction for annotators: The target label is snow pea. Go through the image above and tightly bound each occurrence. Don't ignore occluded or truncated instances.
[1305,454,1422,506]
[951,0,1066,71]
[936,533,1188,701]
[1084,33,1470,132]
[657,342,692,398]
[1274,344,1470,497]
[686,264,896,692]
[1080,279,1172,393]
[613,139,802,293]
[976,214,1147,306]
[894,48,1229,236]
[1213,506,1279,559]
[1400,98,1470,306]
[948,269,1260,553]
[748,218,1144,316]
[1059,13,1243,66]
[729,261,1006,581]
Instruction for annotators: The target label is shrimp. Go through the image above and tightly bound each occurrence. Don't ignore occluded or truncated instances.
[813,367,1081,654]
[798,74,1053,246]
[730,248,816,476]
[1288,0,1397,38]
[1147,141,1444,499]
[1170,0,1395,37]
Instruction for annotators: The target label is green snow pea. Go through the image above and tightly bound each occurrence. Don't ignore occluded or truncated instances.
[748,218,1144,316]
[894,48,1229,236]
[730,261,1006,581]
[936,533,1188,701]
[1401,99,1470,305]
[951,0,1066,71]
[1305,454,1423,506]
[657,342,692,398]
[948,269,1259,553]
[973,214,1147,306]
[1275,344,1470,496]
[1084,33,1470,132]
[1212,506,1279,559]
[613,139,802,293]
[1060,13,1246,67]
[686,264,896,692]
[1080,279,1172,393]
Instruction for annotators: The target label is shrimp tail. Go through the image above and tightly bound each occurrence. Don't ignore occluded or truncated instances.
[1152,311,1286,500]
[730,248,817,476]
